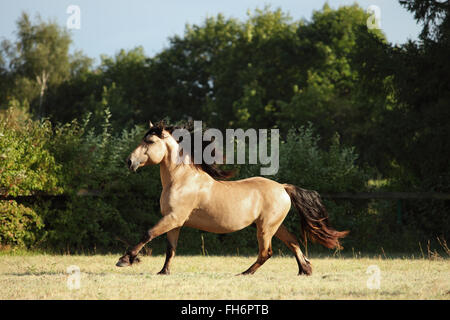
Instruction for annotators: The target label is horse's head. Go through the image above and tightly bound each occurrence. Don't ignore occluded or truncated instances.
[127,121,170,171]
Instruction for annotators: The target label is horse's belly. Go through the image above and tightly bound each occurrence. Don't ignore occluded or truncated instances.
[183,206,257,234]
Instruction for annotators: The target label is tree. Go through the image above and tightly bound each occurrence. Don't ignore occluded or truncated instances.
[360,0,450,191]
[1,13,72,116]
[399,0,450,41]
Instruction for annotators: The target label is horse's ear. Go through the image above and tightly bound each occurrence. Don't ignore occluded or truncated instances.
[149,121,154,128]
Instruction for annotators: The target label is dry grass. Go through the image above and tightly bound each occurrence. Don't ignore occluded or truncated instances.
[0,254,448,300]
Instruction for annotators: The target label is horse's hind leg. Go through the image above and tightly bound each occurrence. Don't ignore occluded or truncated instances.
[274,224,312,275]
[241,226,274,275]
[157,227,181,275]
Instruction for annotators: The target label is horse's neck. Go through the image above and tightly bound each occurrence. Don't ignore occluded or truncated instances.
[159,160,198,188]
[159,160,175,188]
[159,148,195,189]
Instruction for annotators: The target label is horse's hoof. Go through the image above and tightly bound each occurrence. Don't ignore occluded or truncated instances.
[133,256,141,264]
[298,264,312,276]
[116,260,131,267]
[116,253,141,267]
[157,270,170,275]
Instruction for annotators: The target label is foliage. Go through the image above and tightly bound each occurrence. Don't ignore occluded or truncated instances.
[0,106,61,197]
[236,124,371,251]
[351,0,450,244]
[0,2,448,253]
[0,13,73,117]
[0,105,161,251]
[0,200,43,247]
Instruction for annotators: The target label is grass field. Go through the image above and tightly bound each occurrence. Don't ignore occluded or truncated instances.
[0,254,448,299]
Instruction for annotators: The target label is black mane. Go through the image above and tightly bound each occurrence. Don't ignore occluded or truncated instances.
[144,120,234,180]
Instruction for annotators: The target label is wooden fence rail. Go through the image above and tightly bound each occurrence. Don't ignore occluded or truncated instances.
[1,191,448,226]
[321,192,450,200]
[320,192,449,225]
[1,191,449,201]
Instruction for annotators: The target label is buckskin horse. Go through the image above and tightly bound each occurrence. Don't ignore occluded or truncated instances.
[116,121,348,275]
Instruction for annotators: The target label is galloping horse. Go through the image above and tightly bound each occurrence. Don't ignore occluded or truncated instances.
[116,121,348,275]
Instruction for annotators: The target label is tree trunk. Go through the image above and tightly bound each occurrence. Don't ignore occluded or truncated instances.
[36,70,49,117]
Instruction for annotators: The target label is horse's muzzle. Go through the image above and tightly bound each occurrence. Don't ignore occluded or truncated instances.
[126,157,138,172]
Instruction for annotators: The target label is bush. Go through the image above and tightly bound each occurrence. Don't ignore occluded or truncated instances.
[0,110,375,253]
[0,200,43,247]
[0,106,163,252]
[232,124,371,252]
[1,109,443,255]
[0,107,62,197]
[40,107,163,252]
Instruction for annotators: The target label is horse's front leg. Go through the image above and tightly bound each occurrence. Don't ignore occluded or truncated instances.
[116,214,184,267]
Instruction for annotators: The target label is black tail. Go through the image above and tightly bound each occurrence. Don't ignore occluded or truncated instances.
[284,184,349,249]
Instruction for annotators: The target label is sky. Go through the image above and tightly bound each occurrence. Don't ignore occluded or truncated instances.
[0,0,422,65]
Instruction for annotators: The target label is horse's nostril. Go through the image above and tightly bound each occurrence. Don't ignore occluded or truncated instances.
[127,159,132,168]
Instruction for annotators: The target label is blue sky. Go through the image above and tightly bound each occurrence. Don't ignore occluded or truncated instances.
[0,0,422,65]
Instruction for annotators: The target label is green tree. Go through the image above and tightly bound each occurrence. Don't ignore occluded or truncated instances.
[356,0,450,191]
[1,13,72,116]
[45,47,151,131]
[350,0,450,241]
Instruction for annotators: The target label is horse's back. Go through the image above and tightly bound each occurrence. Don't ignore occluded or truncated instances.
[223,176,290,205]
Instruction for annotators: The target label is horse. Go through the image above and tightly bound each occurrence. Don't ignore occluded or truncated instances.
[116,121,348,275]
